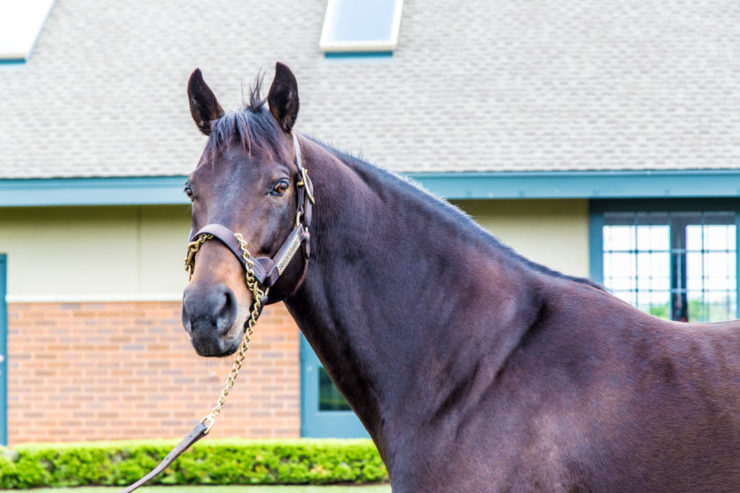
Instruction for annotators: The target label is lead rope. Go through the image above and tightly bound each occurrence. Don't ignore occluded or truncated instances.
[199,232,268,431]
[120,234,268,493]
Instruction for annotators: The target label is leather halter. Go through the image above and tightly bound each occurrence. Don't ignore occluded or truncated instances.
[186,133,314,303]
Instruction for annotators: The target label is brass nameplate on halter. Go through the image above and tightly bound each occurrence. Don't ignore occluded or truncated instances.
[276,230,302,275]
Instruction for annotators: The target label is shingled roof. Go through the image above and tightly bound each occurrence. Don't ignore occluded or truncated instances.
[1,0,739,178]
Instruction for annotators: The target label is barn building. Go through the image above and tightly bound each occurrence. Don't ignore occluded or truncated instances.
[1,0,739,445]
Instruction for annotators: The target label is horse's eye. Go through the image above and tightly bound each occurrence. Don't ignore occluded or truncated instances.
[270,179,290,197]
[184,182,194,199]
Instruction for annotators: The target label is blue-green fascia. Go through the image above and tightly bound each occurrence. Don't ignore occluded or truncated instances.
[413,170,740,200]
[0,176,188,207]
[1,170,740,207]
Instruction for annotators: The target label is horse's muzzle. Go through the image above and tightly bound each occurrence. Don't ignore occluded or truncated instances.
[182,283,240,356]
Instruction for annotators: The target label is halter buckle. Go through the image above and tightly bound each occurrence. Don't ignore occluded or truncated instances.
[298,168,315,204]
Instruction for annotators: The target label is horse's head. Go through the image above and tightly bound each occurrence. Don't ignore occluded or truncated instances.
[181,63,308,357]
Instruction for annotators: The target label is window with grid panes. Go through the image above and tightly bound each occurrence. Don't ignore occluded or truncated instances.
[602,211,737,322]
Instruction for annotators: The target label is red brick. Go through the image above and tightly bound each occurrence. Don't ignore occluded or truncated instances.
[7,301,300,445]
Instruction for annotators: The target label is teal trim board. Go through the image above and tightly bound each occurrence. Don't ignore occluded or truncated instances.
[0,255,7,445]
[409,170,740,200]
[0,177,190,207]
[588,210,604,284]
[2,170,740,207]
[324,51,393,60]
[300,335,368,438]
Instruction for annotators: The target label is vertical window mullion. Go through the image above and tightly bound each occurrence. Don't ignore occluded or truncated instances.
[670,212,680,321]
[633,214,639,307]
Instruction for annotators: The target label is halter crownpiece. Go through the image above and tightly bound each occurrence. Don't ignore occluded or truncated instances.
[122,134,313,493]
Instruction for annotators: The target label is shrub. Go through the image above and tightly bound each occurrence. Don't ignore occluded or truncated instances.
[0,439,387,489]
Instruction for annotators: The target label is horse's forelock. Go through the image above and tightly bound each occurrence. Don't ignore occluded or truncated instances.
[203,76,291,165]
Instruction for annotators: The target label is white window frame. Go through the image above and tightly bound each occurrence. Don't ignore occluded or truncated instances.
[0,0,56,62]
[319,0,404,53]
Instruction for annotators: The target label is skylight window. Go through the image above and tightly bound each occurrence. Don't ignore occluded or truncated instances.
[0,0,56,62]
[319,0,404,53]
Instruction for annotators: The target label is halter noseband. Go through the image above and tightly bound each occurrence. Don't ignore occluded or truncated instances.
[184,133,314,304]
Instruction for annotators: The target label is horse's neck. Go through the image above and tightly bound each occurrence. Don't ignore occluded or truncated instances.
[283,140,541,456]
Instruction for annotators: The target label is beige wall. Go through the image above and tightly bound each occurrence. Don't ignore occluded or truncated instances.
[0,206,192,301]
[0,200,590,301]
[453,199,590,278]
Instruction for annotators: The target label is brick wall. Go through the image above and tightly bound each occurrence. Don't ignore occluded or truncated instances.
[7,301,300,445]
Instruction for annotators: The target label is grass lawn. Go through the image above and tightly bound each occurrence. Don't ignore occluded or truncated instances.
[27,486,391,493]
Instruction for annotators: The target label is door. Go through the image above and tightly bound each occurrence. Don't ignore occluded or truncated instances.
[300,335,368,437]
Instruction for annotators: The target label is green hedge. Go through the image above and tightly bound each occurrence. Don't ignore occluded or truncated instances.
[0,439,387,489]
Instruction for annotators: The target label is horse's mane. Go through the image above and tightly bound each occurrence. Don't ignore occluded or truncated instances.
[204,78,603,292]
[316,141,606,292]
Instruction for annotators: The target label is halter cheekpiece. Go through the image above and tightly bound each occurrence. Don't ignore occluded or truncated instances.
[184,133,314,303]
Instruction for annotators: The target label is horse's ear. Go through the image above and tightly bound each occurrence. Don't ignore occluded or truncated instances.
[187,68,224,136]
[267,62,299,133]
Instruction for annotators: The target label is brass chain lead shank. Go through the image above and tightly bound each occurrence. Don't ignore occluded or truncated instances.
[185,234,212,280]
[184,234,268,433]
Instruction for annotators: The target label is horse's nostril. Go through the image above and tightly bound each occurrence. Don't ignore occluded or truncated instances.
[182,293,195,333]
[215,287,237,335]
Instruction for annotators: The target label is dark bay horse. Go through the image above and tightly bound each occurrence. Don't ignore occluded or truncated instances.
[181,63,740,492]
